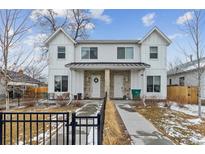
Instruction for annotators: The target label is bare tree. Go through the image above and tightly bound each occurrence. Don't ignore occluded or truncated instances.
[31,9,95,40]
[179,10,205,117]
[68,9,94,40]
[31,9,69,34]
[24,55,48,80]
[0,10,31,110]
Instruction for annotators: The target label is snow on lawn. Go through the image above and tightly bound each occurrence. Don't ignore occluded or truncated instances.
[159,102,205,118]
[137,103,205,144]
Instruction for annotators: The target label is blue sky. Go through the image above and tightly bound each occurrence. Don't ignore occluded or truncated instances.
[7,9,204,74]
[86,9,204,65]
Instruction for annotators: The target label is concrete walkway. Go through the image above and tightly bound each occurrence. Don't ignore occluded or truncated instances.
[114,100,173,145]
[46,100,102,145]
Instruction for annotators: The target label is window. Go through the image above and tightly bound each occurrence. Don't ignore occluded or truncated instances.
[179,77,185,86]
[150,46,158,59]
[117,47,134,59]
[54,75,68,92]
[81,47,98,59]
[169,79,172,85]
[57,46,65,59]
[147,76,161,92]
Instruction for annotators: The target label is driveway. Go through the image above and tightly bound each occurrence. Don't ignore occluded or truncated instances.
[114,100,174,145]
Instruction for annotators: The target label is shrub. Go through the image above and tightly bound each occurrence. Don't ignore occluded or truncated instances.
[56,93,70,107]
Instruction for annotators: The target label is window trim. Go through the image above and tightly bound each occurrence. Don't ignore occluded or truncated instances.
[147,76,161,93]
[81,47,98,59]
[117,47,134,59]
[149,46,158,59]
[57,46,66,59]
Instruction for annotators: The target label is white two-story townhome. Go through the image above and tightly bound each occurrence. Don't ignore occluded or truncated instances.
[45,27,171,100]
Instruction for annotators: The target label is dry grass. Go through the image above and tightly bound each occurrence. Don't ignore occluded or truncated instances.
[134,103,205,145]
[103,101,131,145]
[1,103,80,145]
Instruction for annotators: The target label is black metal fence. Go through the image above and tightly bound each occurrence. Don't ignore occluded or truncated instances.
[0,93,107,145]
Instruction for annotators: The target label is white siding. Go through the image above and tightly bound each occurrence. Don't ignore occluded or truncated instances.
[168,71,205,99]
[140,31,168,99]
[75,44,140,62]
[48,32,74,94]
[47,29,169,99]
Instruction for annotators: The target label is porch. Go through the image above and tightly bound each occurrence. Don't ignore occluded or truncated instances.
[67,62,150,100]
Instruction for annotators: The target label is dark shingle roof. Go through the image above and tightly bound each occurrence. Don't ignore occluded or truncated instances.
[7,70,40,84]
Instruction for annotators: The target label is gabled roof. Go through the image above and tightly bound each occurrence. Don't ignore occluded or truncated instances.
[44,27,171,46]
[167,57,205,76]
[139,27,171,45]
[44,28,76,46]
[7,70,41,84]
[0,69,41,84]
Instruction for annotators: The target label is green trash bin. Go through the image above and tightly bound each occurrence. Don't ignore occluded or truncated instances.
[131,89,141,100]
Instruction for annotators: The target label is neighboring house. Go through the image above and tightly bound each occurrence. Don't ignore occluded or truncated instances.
[45,27,171,100]
[0,69,41,99]
[167,57,205,100]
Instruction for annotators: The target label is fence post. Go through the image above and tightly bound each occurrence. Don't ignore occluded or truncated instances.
[97,113,101,145]
[0,113,2,145]
[71,112,76,145]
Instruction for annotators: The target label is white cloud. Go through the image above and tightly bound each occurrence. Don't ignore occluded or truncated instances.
[142,13,156,27]
[168,33,184,40]
[85,23,95,30]
[176,11,193,25]
[23,33,48,51]
[30,9,68,21]
[89,9,112,24]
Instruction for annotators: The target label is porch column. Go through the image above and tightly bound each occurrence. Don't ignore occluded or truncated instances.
[104,69,110,100]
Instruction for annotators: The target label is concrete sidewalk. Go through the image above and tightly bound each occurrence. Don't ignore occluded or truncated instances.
[114,101,173,145]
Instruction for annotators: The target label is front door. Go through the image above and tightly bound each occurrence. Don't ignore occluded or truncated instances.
[91,75,101,98]
[114,75,124,98]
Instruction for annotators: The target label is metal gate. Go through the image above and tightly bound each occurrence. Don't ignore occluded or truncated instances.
[0,95,106,145]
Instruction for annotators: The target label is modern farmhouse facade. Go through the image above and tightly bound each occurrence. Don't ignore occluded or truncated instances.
[45,27,171,100]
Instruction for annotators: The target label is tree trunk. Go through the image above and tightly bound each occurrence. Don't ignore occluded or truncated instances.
[198,73,202,117]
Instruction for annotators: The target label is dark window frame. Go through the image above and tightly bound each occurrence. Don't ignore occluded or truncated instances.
[169,78,172,85]
[150,46,158,59]
[57,46,66,59]
[117,47,134,59]
[54,75,68,92]
[81,47,98,59]
[179,77,185,86]
[147,76,161,92]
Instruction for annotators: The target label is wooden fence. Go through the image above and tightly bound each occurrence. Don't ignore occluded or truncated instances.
[167,86,198,104]
[25,87,48,99]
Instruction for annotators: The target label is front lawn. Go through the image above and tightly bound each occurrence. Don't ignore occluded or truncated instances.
[103,101,131,145]
[134,102,205,145]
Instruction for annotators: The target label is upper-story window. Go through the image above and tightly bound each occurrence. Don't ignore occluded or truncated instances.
[57,46,66,59]
[81,47,98,59]
[150,46,158,59]
[117,47,134,59]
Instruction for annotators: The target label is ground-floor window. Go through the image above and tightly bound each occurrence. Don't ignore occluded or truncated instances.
[54,75,68,92]
[147,76,161,92]
[179,76,185,86]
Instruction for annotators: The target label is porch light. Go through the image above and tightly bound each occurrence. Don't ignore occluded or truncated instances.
[125,76,128,82]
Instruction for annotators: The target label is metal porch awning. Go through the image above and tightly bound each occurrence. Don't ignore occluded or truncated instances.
[65,62,150,70]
